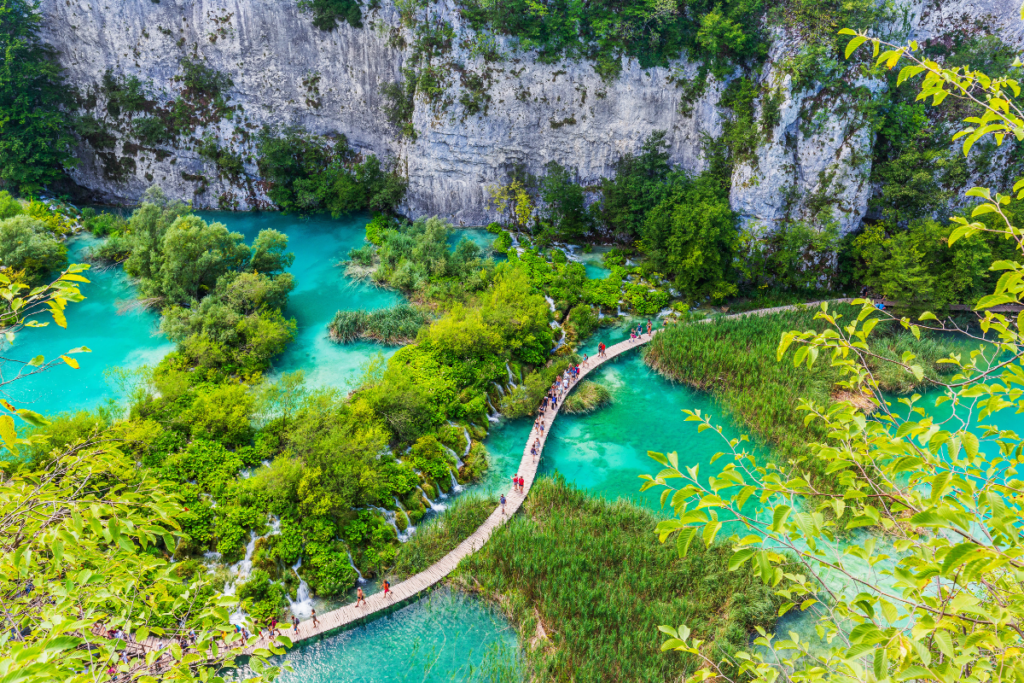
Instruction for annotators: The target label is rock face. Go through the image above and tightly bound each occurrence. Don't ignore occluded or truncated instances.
[37,0,1024,229]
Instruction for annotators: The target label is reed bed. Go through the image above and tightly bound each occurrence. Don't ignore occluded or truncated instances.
[459,477,787,682]
[328,304,429,345]
[388,495,494,581]
[562,380,612,415]
[644,304,966,463]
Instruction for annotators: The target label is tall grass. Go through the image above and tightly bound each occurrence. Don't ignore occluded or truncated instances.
[388,495,494,581]
[562,380,611,415]
[328,304,428,345]
[458,477,787,682]
[644,304,966,462]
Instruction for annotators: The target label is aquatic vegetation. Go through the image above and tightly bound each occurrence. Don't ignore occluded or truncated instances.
[561,380,611,415]
[460,476,789,681]
[328,304,428,345]
[644,305,963,462]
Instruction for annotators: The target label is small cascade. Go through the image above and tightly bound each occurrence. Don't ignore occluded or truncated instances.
[544,295,556,313]
[418,486,447,513]
[616,304,623,317]
[485,396,501,423]
[657,307,673,318]
[449,469,464,494]
[288,558,314,619]
[443,444,465,469]
[462,426,472,459]
[505,362,517,387]
[491,381,505,396]
[551,328,566,353]
[393,496,416,534]
[346,552,368,585]
[370,506,411,542]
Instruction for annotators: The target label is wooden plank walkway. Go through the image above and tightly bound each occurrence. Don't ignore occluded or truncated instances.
[93,298,853,668]
[283,298,854,645]
[286,326,666,643]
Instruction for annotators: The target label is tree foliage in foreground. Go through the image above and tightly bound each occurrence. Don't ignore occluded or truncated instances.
[644,20,1024,683]
[0,204,290,683]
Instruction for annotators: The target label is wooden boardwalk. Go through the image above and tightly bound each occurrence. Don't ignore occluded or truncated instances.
[286,327,665,643]
[276,299,852,644]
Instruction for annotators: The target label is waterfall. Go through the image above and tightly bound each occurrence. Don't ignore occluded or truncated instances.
[449,470,464,494]
[418,486,447,513]
[346,552,367,585]
[443,444,465,469]
[370,506,411,542]
[491,381,505,396]
[288,557,314,618]
[485,396,501,423]
[393,496,416,534]
[505,362,517,387]
[552,328,566,353]
[544,295,556,313]
[462,426,472,458]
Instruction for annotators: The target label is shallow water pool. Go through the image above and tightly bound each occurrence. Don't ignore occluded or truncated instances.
[273,589,520,683]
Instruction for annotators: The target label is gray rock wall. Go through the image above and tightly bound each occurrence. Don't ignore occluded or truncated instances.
[38,0,1024,229]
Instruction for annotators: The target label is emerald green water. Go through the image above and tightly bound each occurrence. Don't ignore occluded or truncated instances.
[275,589,520,683]
[5,235,175,415]
[195,212,403,392]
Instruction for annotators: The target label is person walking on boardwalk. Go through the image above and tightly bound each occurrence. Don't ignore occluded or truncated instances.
[647,319,652,336]
[311,609,319,628]
[356,587,367,608]
[519,475,525,492]
[512,473,519,492]
[500,493,507,515]
[599,342,606,357]
[383,579,391,599]
[292,616,299,631]
[583,352,589,367]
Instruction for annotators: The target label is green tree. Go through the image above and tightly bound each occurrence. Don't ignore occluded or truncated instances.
[251,228,296,274]
[539,160,591,239]
[0,0,77,194]
[155,215,251,305]
[640,172,738,300]
[597,130,671,240]
[0,215,67,283]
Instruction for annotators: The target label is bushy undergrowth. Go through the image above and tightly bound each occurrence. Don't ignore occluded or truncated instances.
[328,304,429,345]
[388,495,494,581]
[460,476,787,682]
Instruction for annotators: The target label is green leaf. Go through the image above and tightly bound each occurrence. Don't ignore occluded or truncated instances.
[15,409,50,427]
[845,35,868,59]
[934,630,954,658]
[771,505,792,533]
[728,549,756,571]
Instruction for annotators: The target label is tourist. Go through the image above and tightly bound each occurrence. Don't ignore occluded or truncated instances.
[647,320,652,336]
[311,609,319,628]
[356,587,367,608]
[500,493,506,515]
[512,473,519,492]
[292,616,299,631]
[599,342,606,357]
[518,475,525,492]
[583,353,588,366]
[630,330,636,344]
[383,578,391,599]
[270,618,279,636]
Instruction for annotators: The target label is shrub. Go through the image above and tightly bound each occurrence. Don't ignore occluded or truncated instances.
[0,215,67,284]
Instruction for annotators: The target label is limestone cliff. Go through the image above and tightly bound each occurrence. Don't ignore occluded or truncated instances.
[37,0,1024,229]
